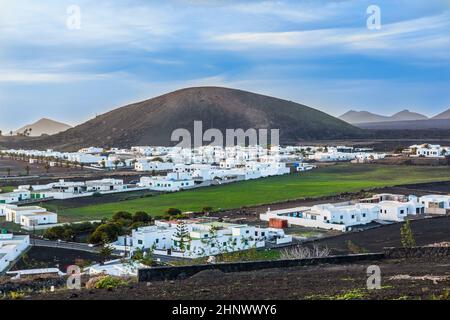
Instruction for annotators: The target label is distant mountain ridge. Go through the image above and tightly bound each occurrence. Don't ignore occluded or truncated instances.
[14,118,72,137]
[340,109,432,124]
[432,109,450,120]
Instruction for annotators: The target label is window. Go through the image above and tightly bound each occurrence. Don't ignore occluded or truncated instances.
[340,215,343,220]
[261,232,265,237]
[363,213,366,218]
[351,215,355,219]
[138,240,143,245]
[246,230,249,234]
[155,239,159,243]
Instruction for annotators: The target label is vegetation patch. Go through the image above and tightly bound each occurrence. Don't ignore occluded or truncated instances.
[42,164,450,221]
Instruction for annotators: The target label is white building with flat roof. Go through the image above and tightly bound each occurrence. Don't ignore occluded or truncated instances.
[0,190,31,204]
[18,178,139,200]
[111,220,292,259]
[261,195,425,232]
[418,195,450,215]
[134,160,174,172]
[4,205,58,227]
[0,233,30,273]
[138,173,195,192]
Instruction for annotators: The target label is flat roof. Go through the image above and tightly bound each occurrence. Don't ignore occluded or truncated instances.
[12,206,44,211]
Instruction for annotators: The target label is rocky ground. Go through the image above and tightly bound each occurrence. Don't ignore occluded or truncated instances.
[14,256,450,300]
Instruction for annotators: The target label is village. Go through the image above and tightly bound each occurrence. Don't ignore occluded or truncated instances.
[1,142,450,279]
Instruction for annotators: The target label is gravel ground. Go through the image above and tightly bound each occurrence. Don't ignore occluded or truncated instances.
[27,256,450,300]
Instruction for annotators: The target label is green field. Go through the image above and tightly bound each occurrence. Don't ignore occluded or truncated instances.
[0,186,14,193]
[44,164,450,222]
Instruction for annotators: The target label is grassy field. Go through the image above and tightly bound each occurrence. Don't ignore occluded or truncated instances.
[42,164,450,222]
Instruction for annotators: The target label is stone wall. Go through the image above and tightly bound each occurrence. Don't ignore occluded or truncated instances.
[138,253,384,282]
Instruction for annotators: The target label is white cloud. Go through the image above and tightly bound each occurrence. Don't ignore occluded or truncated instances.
[210,11,450,59]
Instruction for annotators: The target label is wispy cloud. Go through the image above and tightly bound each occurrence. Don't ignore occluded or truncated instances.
[0,0,449,131]
[211,11,450,59]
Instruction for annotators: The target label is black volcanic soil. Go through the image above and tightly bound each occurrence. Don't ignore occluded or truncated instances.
[27,256,450,300]
[311,216,450,255]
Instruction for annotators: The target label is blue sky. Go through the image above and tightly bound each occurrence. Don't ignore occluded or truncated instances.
[0,0,449,131]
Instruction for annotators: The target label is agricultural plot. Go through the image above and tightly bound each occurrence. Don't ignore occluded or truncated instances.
[43,164,450,222]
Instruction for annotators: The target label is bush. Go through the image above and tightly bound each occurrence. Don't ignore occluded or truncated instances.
[89,275,129,289]
[166,208,182,216]
[133,211,151,223]
[43,226,65,240]
[112,211,133,221]
[400,220,416,248]
[88,222,122,244]
[280,245,330,260]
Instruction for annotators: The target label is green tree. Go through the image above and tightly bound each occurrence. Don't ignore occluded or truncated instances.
[99,243,114,262]
[174,220,190,251]
[112,211,133,221]
[133,211,151,223]
[400,220,416,248]
[166,208,182,216]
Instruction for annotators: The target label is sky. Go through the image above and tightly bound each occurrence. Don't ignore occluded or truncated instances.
[0,0,449,131]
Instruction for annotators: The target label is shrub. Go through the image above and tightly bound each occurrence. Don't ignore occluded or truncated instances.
[280,245,330,260]
[88,222,122,244]
[400,220,416,248]
[112,211,133,221]
[166,208,182,216]
[133,211,151,223]
[43,226,65,240]
[86,275,129,289]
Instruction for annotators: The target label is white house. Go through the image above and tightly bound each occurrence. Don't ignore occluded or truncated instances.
[111,220,292,259]
[85,259,146,277]
[409,144,450,158]
[19,211,58,228]
[4,205,58,227]
[134,160,174,172]
[418,195,450,215]
[78,147,104,154]
[20,178,137,200]
[260,195,425,232]
[0,190,31,204]
[0,204,17,217]
[138,173,195,192]
[0,233,30,273]
[5,206,48,224]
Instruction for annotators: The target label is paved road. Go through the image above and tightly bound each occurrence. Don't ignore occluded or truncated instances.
[31,238,101,253]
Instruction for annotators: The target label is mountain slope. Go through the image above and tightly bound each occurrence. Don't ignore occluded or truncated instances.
[339,110,389,124]
[390,110,428,121]
[432,109,450,120]
[14,118,72,136]
[3,87,362,150]
[340,109,428,124]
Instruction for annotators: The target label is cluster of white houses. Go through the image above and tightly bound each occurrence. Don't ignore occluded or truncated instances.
[111,220,292,259]
[261,193,450,232]
[405,144,450,158]
[0,204,58,229]
[0,232,30,273]
[16,178,145,200]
